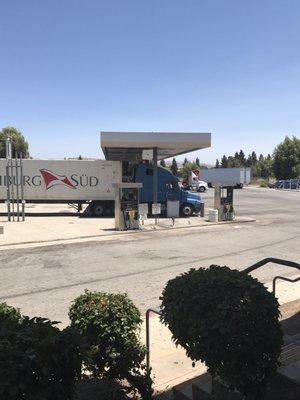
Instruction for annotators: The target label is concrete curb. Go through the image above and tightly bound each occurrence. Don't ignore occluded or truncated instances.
[0,218,256,249]
[141,217,255,232]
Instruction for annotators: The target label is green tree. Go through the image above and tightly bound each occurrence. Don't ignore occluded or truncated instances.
[160,159,166,167]
[170,158,178,176]
[234,151,240,166]
[215,159,220,168]
[227,156,235,168]
[252,158,273,179]
[273,136,300,179]
[178,162,198,179]
[260,157,273,179]
[221,155,228,168]
[183,157,188,165]
[246,154,252,167]
[0,126,29,158]
[230,152,242,167]
[251,151,258,165]
[195,157,200,167]
[238,149,246,165]
[259,153,264,162]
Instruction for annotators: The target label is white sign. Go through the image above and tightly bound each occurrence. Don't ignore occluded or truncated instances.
[142,149,153,160]
[152,203,161,215]
[139,203,148,215]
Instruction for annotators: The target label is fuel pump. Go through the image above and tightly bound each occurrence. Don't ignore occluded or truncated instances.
[214,184,235,221]
[113,183,142,231]
[220,186,235,221]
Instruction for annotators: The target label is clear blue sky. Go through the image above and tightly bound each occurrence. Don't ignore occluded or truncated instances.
[1,0,299,164]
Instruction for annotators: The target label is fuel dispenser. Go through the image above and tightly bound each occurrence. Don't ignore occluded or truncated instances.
[214,184,235,221]
[113,183,142,231]
[220,186,235,221]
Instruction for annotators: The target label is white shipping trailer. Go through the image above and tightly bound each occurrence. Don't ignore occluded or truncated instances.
[197,168,251,187]
[0,159,122,202]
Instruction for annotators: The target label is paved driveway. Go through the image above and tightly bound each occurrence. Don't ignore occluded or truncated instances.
[0,187,299,325]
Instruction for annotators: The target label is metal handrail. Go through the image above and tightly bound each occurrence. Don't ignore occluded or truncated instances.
[145,257,300,372]
[242,257,300,274]
[146,308,161,372]
[272,276,300,296]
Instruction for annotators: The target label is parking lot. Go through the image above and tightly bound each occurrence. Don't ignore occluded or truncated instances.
[0,186,299,325]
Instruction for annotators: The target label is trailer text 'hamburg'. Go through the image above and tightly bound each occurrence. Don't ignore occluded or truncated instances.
[0,170,101,190]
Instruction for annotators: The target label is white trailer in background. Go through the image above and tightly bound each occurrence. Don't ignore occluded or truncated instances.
[197,167,251,188]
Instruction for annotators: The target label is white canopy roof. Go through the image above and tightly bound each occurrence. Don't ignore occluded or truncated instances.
[101,131,211,161]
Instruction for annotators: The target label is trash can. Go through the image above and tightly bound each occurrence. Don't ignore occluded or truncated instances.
[209,209,218,222]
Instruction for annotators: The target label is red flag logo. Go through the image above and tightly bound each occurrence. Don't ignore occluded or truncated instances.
[40,169,76,190]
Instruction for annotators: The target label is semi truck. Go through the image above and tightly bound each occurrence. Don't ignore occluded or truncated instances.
[0,159,202,217]
[182,170,208,192]
[183,167,251,189]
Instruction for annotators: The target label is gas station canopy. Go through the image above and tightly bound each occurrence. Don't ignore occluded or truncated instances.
[101,131,211,161]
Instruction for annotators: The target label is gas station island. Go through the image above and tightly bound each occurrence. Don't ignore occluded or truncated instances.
[101,131,211,229]
[1,131,244,231]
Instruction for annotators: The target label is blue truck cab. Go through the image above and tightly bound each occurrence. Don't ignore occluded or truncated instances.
[134,164,202,216]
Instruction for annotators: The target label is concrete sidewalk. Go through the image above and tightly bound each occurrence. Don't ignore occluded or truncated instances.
[141,275,300,394]
[0,203,255,249]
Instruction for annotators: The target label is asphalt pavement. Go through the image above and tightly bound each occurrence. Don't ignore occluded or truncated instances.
[0,187,299,325]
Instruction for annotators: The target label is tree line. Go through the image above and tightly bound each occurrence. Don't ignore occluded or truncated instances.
[215,150,273,179]
[160,156,208,179]
[162,136,299,181]
[215,136,299,180]
[1,127,299,181]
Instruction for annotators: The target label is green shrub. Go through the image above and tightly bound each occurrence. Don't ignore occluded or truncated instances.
[160,266,283,400]
[259,179,268,187]
[0,302,22,326]
[77,378,129,400]
[69,290,152,398]
[0,303,82,400]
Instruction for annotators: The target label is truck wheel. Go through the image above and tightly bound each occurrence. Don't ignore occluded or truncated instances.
[180,204,194,217]
[198,186,206,192]
[92,202,105,217]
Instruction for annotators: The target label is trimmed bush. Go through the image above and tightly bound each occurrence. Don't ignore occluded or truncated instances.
[0,302,22,325]
[69,290,152,398]
[160,266,283,400]
[0,303,82,400]
[77,379,129,400]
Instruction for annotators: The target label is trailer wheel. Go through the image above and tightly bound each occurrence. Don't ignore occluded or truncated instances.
[198,186,206,192]
[92,202,105,217]
[180,204,194,217]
